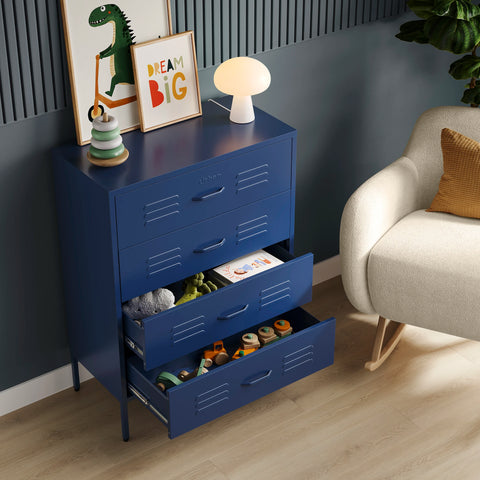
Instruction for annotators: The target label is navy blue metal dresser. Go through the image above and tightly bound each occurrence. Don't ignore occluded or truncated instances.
[53,100,335,440]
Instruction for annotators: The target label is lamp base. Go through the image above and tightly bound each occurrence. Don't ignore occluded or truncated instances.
[229,95,255,124]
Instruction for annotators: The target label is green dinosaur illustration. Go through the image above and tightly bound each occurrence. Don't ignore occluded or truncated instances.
[88,4,136,96]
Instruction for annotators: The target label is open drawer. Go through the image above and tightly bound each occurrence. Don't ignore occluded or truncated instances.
[124,245,313,370]
[127,309,335,439]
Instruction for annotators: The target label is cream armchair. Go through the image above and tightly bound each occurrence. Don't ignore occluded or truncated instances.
[340,106,480,370]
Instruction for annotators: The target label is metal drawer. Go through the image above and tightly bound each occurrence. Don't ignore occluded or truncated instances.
[115,139,292,249]
[127,309,335,439]
[124,245,313,370]
[118,191,291,301]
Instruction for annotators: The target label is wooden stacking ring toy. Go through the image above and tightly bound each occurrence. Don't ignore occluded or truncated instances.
[87,113,129,167]
[273,319,293,337]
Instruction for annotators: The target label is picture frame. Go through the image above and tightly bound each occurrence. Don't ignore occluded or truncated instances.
[60,0,172,145]
[131,32,202,132]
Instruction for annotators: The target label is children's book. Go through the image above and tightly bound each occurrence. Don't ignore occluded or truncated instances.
[210,250,284,284]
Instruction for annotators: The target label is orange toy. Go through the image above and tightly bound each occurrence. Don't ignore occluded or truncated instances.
[273,319,293,337]
[203,341,229,366]
[232,333,260,360]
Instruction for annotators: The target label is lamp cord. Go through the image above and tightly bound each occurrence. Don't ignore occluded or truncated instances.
[208,98,231,112]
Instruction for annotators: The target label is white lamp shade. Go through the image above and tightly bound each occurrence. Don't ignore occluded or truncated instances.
[214,57,271,96]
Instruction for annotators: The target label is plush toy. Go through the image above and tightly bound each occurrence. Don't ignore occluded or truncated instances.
[175,272,218,306]
[122,288,175,320]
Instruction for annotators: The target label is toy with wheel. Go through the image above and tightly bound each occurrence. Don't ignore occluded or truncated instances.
[88,54,137,122]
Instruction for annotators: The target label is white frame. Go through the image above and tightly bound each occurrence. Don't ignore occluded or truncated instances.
[131,31,202,132]
[60,0,172,145]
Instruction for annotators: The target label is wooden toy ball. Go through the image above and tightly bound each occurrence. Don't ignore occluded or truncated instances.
[87,112,129,167]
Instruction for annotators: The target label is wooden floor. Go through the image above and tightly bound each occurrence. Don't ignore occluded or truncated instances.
[3,276,480,479]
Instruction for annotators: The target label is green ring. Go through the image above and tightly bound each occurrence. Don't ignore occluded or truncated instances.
[91,127,121,141]
[89,144,124,159]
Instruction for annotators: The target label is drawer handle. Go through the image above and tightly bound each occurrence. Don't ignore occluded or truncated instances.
[192,186,225,201]
[194,238,226,253]
[217,304,249,321]
[242,369,273,386]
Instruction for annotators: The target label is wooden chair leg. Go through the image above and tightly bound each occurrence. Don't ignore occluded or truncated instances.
[365,316,406,371]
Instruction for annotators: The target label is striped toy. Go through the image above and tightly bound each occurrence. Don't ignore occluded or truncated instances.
[87,113,129,167]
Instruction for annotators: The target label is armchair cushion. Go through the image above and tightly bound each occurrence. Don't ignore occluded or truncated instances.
[427,128,480,219]
[367,209,480,341]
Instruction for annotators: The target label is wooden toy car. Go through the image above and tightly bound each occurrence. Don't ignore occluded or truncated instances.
[203,340,229,366]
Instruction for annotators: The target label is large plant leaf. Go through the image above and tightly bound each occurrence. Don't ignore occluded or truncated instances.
[407,0,437,19]
[432,0,457,16]
[445,0,480,20]
[432,0,456,16]
[425,15,480,53]
[461,84,480,104]
[396,20,429,43]
[449,54,480,78]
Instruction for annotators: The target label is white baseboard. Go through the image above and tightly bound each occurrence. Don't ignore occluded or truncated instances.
[0,363,92,417]
[312,254,341,285]
[1,255,340,417]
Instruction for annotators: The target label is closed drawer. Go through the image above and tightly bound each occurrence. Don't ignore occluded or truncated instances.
[124,245,313,370]
[127,309,335,439]
[115,139,292,249]
[119,191,291,301]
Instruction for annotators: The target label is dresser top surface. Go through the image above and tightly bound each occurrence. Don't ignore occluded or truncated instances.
[55,99,296,192]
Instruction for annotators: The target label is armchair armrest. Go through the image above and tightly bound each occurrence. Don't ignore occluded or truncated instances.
[340,156,422,313]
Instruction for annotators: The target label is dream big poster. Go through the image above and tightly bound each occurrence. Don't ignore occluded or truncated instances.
[60,0,172,145]
[131,32,202,132]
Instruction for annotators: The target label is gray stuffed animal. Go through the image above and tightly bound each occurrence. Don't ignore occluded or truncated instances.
[122,288,175,320]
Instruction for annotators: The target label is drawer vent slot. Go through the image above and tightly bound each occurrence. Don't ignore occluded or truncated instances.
[260,280,291,309]
[147,247,182,278]
[171,316,206,344]
[195,383,230,414]
[282,345,314,374]
[143,195,181,225]
[236,164,269,192]
[236,215,268,243]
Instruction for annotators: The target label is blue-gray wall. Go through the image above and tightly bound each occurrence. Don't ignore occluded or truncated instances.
[0,10,460,391]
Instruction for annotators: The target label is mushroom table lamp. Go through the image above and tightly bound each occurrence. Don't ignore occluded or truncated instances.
[214,57,271,124]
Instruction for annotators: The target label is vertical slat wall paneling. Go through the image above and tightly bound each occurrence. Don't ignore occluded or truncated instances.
[46,0,67,110]
[0,0,409,126]
[230,0,239,59]
[3,0,24,121]
[238,0,247,57]
[279,0,288,48]
[255,0,264,54]
[212,0,222,65]
[221,1,230,61]
[0,0,13,124]
[246,0,255,56]
[271,0,280,50]
[24,0,45,116]
[34,0,56,113]
[263,0,272,53]
[14,1,35,119]
[191,2,202,68]
[199,1,209,69]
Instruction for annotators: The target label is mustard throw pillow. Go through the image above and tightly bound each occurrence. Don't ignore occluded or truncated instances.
[427,128,480,219]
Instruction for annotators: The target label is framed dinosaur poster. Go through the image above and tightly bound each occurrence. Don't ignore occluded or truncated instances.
[60,0,172,145]
[131,32,202,132]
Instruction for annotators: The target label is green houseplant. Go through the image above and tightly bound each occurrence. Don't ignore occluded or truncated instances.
[397,0,480,106]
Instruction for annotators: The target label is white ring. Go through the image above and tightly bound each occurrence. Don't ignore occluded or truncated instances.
[92,115,119,132]
[91,135,123,150]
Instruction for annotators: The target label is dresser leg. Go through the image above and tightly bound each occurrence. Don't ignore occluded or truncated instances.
[71,356,80,391]
[121,399,130,441]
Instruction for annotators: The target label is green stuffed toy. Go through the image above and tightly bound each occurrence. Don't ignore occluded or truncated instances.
[175,272,218,305]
